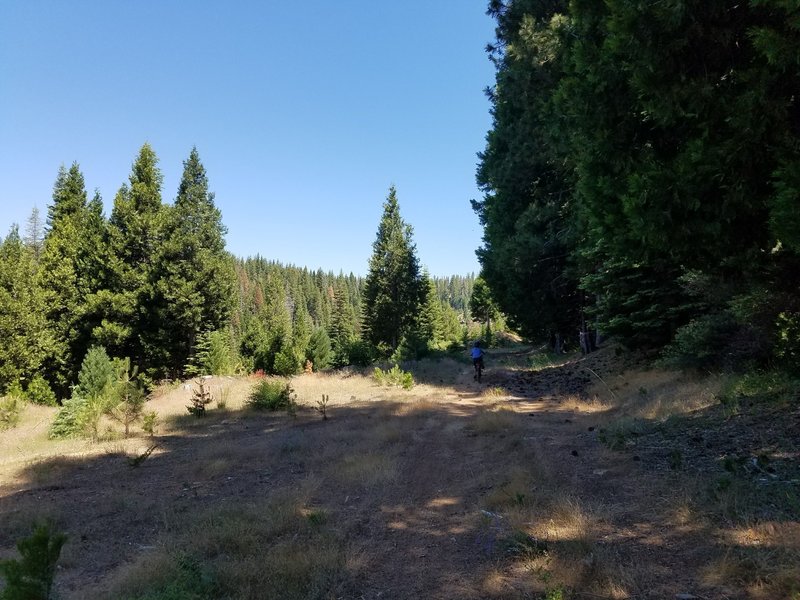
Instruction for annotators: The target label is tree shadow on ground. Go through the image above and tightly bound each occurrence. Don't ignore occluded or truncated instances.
[1,353,798,599]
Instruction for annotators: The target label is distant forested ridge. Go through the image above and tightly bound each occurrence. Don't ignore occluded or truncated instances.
[475,0,800,369]
[0,146,479,401]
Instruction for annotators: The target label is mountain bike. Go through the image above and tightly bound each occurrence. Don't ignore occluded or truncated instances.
[473,358,483,382]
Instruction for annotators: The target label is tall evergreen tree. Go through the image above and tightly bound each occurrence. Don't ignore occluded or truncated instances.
[329,284,356,365]
[103,144,165,370]
[148,147,234,377]
[24,207,44,261]
[469,277,499,338]
[474,0,581,342]
[40,164,107,395]
[0,226,51,392]
[361,186,425,355]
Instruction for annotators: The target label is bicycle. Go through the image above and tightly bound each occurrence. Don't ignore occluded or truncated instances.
[473,357,484,382]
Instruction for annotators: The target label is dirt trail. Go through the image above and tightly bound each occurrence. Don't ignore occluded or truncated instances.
[1,350,793,599]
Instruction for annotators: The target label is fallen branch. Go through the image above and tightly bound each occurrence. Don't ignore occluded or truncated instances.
[585,367,618,401]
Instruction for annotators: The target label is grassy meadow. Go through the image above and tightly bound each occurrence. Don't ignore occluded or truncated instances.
[1,348,798,599]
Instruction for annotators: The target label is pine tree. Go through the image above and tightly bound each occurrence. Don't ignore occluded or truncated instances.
[0,226,51,393]
[148,147,234,378]
[307,327,332,371]
[40,164,108,395]
[361,186,425,355]
[23,207,44,262]
[469,277,499,343]
[104,144,165,371]
[418,274,445,350]
[474,1,581,342]
[329,284,356,365]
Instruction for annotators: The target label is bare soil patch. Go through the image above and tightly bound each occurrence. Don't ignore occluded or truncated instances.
[1,349,797,599]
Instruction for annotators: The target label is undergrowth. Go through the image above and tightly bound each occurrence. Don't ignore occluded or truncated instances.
[247,379,297,413]
[372,364,414,390]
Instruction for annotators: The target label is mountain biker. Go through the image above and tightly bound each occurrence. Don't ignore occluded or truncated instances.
[471,341,485,380]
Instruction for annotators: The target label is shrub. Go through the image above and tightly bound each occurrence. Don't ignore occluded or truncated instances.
[142,411,159,436]
[0,395,23,430]
[106,360,146,436]
[48,397,88,439]
[344,340,374,367]
[718,371,800,408]
[0,523,67,600]
[373,365,414,390]
[48,395,108,441]
[5,381,25,400]
[273,346,301,376]
[25,375,56,407]
[248,379,296,411]
[661,312,741,370]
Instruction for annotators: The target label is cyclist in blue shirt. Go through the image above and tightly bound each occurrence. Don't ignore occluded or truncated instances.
[471,341,485,380]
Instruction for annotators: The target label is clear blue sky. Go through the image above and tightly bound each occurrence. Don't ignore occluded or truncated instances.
[0,1,495,276]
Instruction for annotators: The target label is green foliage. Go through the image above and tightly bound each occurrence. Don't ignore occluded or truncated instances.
[186,330,236,376]
[343,340,374,367]
[24,375,56,407]
[247,379,296,411]
[121,555,219,600]
[147,148,235,379]
[775,311,800,372]
[0,226,51,393]
[372,365,414,390]
[661,313,741,371]
[469,277,499,330]
[0,395,23,430]
[142,410,159,436]
[361,186,426,355]
[476,0,800,364]
[306,328,332,372]
[273,343,301,376]
[75,346,116,399]
[719,371,800,407]
[5,381,24,400]
[40,163,108,397]
[0,523,67,600]
[48,396,86,439]
[105,359,146,436]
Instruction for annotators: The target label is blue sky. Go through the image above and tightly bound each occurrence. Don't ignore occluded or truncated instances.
[0,1,495,276]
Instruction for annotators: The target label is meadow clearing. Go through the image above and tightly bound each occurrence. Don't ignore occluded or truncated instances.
[1,346,798,599]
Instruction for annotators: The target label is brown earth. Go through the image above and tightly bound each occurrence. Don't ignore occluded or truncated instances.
[0,347,798,599]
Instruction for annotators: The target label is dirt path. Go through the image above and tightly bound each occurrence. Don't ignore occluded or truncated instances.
[1,351,795,599]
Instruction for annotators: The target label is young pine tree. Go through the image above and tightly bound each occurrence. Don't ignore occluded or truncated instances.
[361,186,426,356]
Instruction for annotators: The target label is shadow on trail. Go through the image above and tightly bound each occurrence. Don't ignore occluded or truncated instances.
[2,351,797,599]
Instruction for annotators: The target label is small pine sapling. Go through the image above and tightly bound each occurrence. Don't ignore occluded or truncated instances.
[0,523,67,600]
[141,411,159,436]
[188,379,213,416]
[316,394,330,420]
[106,361,146,437]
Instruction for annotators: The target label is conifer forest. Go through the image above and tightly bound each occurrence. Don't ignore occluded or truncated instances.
[2,2,800,599]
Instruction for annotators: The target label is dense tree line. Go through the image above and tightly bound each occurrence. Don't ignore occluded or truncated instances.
[0,152,481,401]
[475,0,800,369]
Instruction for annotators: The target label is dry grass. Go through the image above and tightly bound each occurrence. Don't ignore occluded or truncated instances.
[333,452,398,487]
[588,368,723,421]
[2,354,797,599]
[471,404,519,434]
[98,486,344,600]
